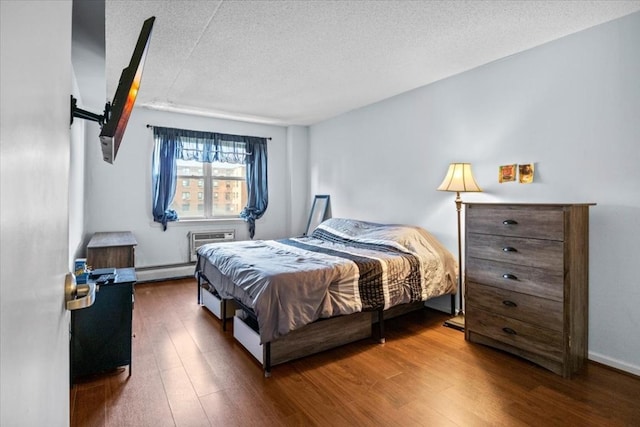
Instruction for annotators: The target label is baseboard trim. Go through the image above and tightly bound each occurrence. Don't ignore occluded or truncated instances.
[588,351,640,377]
[135,263,195,283]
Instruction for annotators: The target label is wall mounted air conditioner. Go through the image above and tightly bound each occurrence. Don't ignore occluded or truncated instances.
[189,230,235,262]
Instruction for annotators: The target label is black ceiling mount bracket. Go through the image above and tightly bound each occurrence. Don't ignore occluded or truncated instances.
[70,95,110,127]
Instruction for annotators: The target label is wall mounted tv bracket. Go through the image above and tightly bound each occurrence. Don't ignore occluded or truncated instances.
[70,95,111,127]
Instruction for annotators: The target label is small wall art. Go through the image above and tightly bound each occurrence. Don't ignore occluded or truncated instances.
[519,163,535,183]
[499,164,516,183]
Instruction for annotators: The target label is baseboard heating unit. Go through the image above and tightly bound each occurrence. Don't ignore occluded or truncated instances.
[135,263,195,283]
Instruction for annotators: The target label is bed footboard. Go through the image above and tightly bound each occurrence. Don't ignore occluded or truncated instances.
[235,301,427,376]
[234,308,373,376]
[198,266,431,376]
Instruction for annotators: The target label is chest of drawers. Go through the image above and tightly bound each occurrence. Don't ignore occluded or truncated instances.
[87,231,137,269]
[464,203,594,378]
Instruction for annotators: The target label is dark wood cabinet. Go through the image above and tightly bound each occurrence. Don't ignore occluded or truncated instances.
[87,231,137,269]
[464,203,594,378]
[71,268,136,383]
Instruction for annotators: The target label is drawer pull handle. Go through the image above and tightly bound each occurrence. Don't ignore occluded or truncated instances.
[502,273,518,280]
[502,327,517,335]
[502,219,518,225]
[502,300,517,308]
[502,246,517,252]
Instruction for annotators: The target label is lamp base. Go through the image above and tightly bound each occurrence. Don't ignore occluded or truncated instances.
[443,313,465,331]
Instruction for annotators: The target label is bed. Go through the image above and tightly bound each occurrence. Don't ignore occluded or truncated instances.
[195,218,457,375]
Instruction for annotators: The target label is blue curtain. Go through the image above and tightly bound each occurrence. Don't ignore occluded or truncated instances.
[151,126,268,236]
[177,129,249,164]
[240,137,268,239]
[151,128,179,230]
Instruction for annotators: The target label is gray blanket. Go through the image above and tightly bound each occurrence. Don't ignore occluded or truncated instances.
[197,218,457,343]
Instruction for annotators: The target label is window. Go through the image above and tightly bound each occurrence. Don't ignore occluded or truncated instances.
[170,160,247,219]
[151,126,268,237]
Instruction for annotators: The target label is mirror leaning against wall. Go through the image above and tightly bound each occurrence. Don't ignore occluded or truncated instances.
[304,195,330,236]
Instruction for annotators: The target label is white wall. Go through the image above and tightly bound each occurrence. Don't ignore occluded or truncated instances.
[69,71,87,263]
[286,125,311,236]
[1,1,73,425]
[70,0,105,263]
[309,12,640,375]
[84,107,310,269]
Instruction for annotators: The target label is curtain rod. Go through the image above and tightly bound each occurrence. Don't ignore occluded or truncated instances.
[145,124,271,140]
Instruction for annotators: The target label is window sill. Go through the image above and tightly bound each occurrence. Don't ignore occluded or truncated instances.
[151,218,246,228]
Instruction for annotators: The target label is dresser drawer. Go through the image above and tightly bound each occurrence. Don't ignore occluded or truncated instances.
[466,257,563,301]
[467,205,564,240]
[466,308,563,362]
[466,282,563,331]
[467,233,563,270]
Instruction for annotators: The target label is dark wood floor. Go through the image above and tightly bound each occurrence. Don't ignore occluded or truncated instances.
[71,278,640,426]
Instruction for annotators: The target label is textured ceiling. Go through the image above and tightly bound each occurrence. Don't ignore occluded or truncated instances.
[105,0,640,125]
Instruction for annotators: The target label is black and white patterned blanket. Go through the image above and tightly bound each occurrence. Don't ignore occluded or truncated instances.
[283,229,422,310]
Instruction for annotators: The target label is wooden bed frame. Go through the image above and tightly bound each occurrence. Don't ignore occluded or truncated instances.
[196,271,438,376]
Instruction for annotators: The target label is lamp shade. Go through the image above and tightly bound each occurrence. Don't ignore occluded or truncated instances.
[437,163,482,193]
